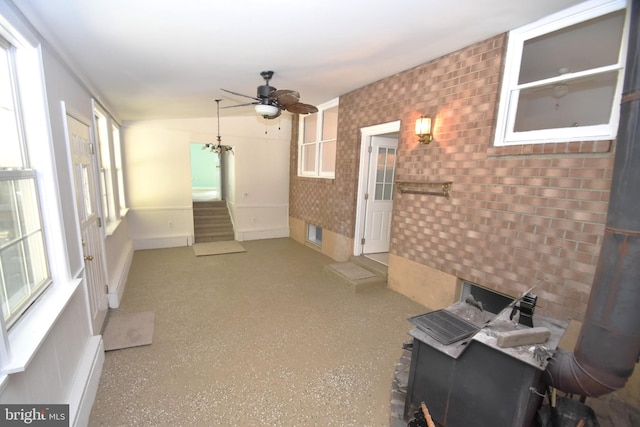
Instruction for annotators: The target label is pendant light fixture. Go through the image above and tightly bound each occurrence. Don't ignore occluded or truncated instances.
[202,99,234,154]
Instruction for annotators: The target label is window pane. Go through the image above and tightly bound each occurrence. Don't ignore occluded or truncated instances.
[1,241,29,316]
[24,232,48,289]
[514,71,618,132]
[375,183,383,200]
[320,140,336,174]
[101,169,110,220]
[0,178,50,324]
[0,180,21,244]
[376,150,386,183]
[303,114,317,143]
[112,124,126,210]
[302,143,316,173]
[374,147,396,201]
[383,183,393,200]
[82,165,93,217]
[321,105,339,140]
[16,178,41,235]
[385,149,396,183]
[519,10,625,84]
[0,44,23,168]
[0,232,48,322]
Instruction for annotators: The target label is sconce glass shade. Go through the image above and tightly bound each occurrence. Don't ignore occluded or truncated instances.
[255,103,280,117]
[415,116,433,144]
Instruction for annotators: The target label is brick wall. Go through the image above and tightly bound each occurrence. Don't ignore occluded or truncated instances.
[289,34,615,321]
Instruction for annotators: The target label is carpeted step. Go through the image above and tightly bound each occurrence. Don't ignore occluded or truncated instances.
[193,200,234,243]
[323,262,386,292]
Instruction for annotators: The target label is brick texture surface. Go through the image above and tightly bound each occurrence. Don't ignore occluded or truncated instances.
[289,34,614,321]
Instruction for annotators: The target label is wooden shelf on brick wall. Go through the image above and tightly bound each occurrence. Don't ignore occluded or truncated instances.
[395,181,452,199]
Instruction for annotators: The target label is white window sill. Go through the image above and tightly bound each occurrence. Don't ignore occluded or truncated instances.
[105,219,120,236]
[297,174,335,180]
[104,208,129,236]
[1,278,82,375]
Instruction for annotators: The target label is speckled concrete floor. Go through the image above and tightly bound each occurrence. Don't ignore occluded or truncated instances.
[88,238,426,426]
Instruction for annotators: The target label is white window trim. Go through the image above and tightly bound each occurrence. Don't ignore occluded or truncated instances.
[298,97,339,178]
[0,6,78,375]
[92,100,128,236]
[494,0,629,146]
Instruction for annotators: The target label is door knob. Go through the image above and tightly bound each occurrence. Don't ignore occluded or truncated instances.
[84,255,94,261]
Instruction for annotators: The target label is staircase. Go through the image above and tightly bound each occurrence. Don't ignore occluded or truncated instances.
[193,200,234,243]
[323,255,388,292]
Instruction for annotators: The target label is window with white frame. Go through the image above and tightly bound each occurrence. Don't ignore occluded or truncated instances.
[299,98,338,178]
[494,0,629,146]
[112,122,126,213]
[94,108,113,224]
[0,35,50,328]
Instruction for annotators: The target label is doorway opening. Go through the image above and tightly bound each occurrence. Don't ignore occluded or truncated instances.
[190,143,221,202]
[354,121,400,262]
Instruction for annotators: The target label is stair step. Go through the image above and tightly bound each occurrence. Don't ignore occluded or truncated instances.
[193,200,226,208]
[193,200,234,243]
[195,233,235,243]
[195,226,234,234]
[323,262,386,292]
[193,208,230,216]
[349,255,388,278]
[194,217,231,223]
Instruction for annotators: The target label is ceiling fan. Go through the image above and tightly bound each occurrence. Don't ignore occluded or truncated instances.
[221,71,318,119]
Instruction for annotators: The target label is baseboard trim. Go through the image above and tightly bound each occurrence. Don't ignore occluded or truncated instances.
[107,240,134,309]
[68,336,104,427]
[235,227,289,242]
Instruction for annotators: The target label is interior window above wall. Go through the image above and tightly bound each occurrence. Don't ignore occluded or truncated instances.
[298,98,338,178]
[494,0,628,146]
[112,122,126,213]
[92,101,126,234]
[94,108,113,225]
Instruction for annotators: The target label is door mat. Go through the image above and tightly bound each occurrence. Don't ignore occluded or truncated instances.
[103,311,155,351]
[193,241,246,257]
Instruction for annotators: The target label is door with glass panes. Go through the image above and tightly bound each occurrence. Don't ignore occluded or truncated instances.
[362,135,397,254]
[67,112,108,335]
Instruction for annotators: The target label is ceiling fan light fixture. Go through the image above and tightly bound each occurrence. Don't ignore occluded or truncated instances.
[255,103,279,117]
[552,83,569,99]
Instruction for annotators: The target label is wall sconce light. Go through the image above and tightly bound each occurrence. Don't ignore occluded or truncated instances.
[415,116,433,144]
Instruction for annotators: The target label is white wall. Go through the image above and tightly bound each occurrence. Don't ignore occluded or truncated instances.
[123,115,291,248]
[0,3,132,425]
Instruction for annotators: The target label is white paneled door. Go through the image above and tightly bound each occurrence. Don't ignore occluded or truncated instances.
[362,135,398,254]
[67,112,108,335]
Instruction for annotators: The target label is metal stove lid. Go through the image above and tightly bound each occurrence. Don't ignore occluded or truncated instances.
[409,309,480,345]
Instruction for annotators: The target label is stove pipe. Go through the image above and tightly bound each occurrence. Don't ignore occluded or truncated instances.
[545,0,640,397]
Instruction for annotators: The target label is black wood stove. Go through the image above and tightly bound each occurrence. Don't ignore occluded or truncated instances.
[404,301,567,427]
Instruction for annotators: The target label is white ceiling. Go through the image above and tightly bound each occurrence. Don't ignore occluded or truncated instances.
[11,0,585,121]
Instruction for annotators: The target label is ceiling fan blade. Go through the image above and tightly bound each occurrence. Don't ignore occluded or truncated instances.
[221,88,259,101]
[284,102,318,115]
[220,102,257,109]
[269,89,300,106]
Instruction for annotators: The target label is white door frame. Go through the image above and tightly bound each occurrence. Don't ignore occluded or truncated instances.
[354,120,401,256]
